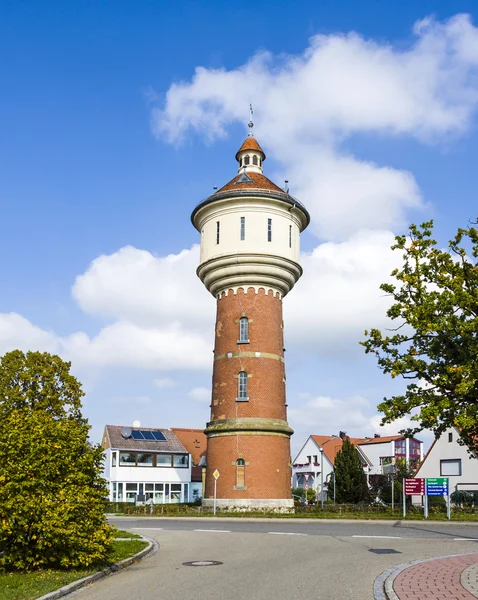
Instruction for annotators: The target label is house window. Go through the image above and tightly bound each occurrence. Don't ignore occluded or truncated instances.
[448,432,453,443]
[394,439,406,457]
[111,452,117,467]
[307,456,311,464]
[267,218,272,242]
[216,221,220,244]
[157,454,172,467]
[244,155,250,165]
[119,452,136,466]
[137,453,153,467]
[252,155,258,165]
[173,454,189,468]
[240,216,245,241]
[237,371,248,401]
[289,225,292,248]
[440,459,462,476]
[236,458,245,488]
[239,317,249,342]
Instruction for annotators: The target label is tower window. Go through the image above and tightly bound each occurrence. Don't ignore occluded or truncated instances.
[236,458,245,488]
[448,432,453,443]
[216,221,220,244]
[240,216,245,241]
[252,155,258,165]
[237,371,248,401]
[240,158,243,167]
[289,225,292,248]
[259,158,262,166]
[244,155,250,165]
[238,317,249,343]
[267,218,272,242]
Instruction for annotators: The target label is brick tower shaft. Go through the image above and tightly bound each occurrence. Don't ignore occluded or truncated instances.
[204,287,293,503]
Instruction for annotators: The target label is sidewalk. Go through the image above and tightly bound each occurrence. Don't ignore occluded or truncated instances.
[376,552,478,600]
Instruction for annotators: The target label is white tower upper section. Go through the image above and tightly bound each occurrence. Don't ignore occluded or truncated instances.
[191,132,310,298]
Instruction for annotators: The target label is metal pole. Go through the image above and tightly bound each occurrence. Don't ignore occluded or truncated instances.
[402,478,406,518]
[447,479,451,520]
[320,450,324,508]
[333,471,336,505]
[391,475,394,512]
[213,478,217,516]
[425,491,428,519]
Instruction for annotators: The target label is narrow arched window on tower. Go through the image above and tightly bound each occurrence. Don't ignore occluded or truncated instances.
[239,317,249,342]
[244,155,250,165]
[289,225,292,248]
[240,216,245,241]
[236,458,245,488]
[237,371,248,401]
[267,218,272,242]
[252,155,258,165]
[216,221,220,244]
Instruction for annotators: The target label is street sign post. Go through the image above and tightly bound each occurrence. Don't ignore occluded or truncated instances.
[213,469,220,515]
[426,477,450,520]
[403,478,425,518]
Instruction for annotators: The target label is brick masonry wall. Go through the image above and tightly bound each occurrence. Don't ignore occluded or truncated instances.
[205,287,292,500]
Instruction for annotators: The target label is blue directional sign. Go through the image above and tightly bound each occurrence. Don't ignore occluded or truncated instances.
[426,477,449,496]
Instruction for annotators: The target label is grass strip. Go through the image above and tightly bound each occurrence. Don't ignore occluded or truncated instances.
[0,539,148,600]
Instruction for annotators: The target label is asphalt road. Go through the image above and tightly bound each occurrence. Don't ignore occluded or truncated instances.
[110,516,478,541]
[67,518,478,600]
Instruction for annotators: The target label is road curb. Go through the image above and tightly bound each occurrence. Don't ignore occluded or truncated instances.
[36,535,158,600]
[373,552,476,600]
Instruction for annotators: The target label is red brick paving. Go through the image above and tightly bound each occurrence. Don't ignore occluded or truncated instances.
[393,553,478,599]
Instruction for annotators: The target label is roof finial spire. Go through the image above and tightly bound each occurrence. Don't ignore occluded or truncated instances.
[248,104,254,137]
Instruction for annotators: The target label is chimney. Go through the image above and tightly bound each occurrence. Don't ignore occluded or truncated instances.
[374,433,381,438]
[339,431,347,440]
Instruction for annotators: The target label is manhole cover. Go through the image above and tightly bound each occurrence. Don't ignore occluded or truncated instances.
[368,549,401,555]
[183,560,223,567]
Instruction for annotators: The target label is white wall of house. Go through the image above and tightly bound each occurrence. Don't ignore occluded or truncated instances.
[357,441,394,476]
[415,427,478,495]
[104,448,192,503]
[292,437,334,501]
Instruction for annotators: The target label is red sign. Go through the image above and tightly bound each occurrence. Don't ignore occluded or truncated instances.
[404,478,425,496]
[304,473,310,482]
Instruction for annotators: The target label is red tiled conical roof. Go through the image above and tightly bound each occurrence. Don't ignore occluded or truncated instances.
[214,171,286,196]
[235,136,266,161]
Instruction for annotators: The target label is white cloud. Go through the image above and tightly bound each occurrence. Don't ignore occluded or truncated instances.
[285,229,398,353]
[154,377,178,389]
[152,14,478,240]
[72,245,213,329]
[188,387,211,404]
[0,313,60,355]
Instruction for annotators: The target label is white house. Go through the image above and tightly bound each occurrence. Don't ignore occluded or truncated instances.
[102,425,192,504]
[292,432,424,500]
[170,427,207,502]
[414,427,478,497]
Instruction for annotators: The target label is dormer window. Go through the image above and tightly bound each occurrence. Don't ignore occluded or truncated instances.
[244,155,250,165]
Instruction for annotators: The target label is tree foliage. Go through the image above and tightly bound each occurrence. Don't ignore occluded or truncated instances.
[330,438,369,504]
[0,350,113,571]
[362,221,478,453]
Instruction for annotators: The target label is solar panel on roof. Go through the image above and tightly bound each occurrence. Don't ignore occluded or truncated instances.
[131,430,144,440]
[152,431,166,441]
[141,430,155,440]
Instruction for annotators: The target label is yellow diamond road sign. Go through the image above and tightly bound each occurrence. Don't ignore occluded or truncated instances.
[213,469,220,480]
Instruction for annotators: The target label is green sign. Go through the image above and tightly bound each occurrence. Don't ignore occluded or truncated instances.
[427,477,447,485]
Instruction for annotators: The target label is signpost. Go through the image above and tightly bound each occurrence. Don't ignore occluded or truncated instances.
[403,478,425,518]
[213,469,220,515]
[402,477,450,519]
[426,477,450,520]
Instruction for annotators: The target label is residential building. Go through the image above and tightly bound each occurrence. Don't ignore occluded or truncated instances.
[292,432,423,500]
[170,427,207,501]
[414,427,478,496]
[191,113,310,510]
[102,425,192,504]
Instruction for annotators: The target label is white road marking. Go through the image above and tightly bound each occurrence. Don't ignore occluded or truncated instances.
[131,527,163,530]
[453,538,478,541]
[268,532,307,536]
[193,529,231,533]
[352,535,402,539]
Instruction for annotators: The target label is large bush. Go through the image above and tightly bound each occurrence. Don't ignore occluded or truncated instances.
[0,350,113,571]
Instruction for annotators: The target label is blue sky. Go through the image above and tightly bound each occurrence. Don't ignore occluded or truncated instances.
[1,1,478,454]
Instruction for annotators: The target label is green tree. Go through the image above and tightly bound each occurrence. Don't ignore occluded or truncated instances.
[330,438,369,504]
[0,350,113,571]
[362,221,478,453]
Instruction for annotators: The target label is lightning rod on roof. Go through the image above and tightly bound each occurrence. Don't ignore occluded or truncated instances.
[248,104,254,137]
